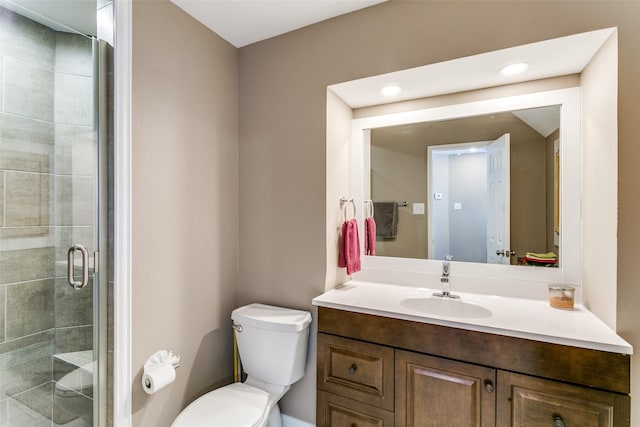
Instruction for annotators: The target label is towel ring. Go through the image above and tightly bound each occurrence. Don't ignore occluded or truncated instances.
[365,200,375,218]
[340,197,357,222]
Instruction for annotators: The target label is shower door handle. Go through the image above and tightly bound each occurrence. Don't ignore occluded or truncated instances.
[68,244,90,289]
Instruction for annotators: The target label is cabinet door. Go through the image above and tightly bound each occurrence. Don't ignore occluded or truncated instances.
[318,391,395,427]
[497,371,631,427]
[395,350,496,427]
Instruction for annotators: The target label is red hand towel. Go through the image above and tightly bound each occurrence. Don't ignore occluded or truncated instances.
[338,221,348,268]
[338,219,361,274]
[345,219,361,274]
[365,217,376,256]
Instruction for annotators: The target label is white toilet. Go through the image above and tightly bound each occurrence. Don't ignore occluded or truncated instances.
[172,303,312,427]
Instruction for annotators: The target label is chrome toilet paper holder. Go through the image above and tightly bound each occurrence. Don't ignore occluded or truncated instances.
[142,350,181,394]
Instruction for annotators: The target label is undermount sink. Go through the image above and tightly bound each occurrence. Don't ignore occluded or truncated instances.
[400,297,493,319]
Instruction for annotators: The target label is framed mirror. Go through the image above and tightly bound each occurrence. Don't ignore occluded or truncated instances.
[350,88,581,285]
[368,104,561,267]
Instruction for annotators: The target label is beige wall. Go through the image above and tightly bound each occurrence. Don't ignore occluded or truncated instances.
[238,2,640,425]
[371,142,429,258]
[131,1,238,425]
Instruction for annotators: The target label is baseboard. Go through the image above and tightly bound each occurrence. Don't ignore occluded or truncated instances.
[282,414,315,427]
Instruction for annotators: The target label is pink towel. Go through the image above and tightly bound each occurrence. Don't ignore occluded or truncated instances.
[338,221,348,268]
[338,219,361,274]
[365,217,376,256]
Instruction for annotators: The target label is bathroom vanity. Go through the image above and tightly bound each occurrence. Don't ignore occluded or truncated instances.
[313,282,631,427]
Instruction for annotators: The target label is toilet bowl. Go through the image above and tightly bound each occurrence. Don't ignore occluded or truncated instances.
[54,361,95,425]
[55,361,95,397]
[172,303,312,427]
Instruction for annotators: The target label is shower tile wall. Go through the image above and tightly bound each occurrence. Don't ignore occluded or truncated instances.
[0,7,94,425]
[102,3,116,422]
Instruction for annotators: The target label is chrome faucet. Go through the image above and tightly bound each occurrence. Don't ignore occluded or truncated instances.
[433,255,459,298]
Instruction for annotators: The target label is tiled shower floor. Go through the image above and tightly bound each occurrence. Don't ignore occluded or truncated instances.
[3,389,87,427]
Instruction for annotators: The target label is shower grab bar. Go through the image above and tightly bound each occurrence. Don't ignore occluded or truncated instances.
[67,244,90,289]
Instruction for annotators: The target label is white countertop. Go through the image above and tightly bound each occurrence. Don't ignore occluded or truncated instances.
[312,280,632,355]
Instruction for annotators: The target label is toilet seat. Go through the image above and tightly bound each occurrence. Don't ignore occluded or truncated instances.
[55,362,95,397]
[171,382,270,427]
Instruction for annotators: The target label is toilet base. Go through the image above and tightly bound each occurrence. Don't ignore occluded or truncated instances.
[266,404,282,427]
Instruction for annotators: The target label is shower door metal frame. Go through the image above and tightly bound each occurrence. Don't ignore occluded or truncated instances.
[112,0,133,425]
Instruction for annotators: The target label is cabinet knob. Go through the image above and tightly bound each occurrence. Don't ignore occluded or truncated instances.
[552,414,565,427]
[483,379,494,393]
[348,363,358,374]
[351,423,357,427]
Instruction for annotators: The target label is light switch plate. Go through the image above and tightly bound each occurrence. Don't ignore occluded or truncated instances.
[454,202,462,210]
[413,203,425,215]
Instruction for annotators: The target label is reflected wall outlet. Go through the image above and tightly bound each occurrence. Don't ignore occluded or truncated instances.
[413,203,425,215]
[453,202,462,210]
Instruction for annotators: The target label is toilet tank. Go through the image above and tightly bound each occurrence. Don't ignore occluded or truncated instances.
[231,303,312,386]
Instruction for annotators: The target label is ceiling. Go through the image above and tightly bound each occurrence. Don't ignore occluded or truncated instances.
[169,0,387,47]
[512,105,561,138]
[5,0,386,45]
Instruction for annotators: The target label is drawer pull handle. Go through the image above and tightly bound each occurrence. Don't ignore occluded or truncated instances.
[348,363,358,374]
[351,424,357,427]
[483,379,494,393]
[552,414,565,427]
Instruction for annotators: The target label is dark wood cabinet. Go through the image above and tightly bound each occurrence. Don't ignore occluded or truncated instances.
[395,350,496,427]
[316,307,630,427]
[318,391,394,427]
[497,371,630,427]
[318,333,395,411]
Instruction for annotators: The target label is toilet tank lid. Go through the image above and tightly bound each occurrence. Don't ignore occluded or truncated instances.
[231,303,312,332]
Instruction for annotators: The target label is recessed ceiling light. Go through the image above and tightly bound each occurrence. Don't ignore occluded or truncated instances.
[381,85,401,97]
[500,62,529,76]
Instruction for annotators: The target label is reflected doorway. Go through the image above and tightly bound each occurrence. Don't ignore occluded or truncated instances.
[427,134,511,264]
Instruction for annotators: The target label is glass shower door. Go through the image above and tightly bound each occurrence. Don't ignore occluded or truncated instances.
[0,3,101,426]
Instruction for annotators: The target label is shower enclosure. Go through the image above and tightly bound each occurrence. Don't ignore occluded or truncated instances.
[0,1,112,425]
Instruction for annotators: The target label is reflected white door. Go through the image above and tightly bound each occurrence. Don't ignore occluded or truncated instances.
[486,134,510,264]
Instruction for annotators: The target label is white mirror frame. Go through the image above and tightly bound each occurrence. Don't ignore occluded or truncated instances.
[351,87,581,287]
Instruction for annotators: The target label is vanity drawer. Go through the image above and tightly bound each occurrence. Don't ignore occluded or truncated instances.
[318,333,395,411]
[318,391,394,427]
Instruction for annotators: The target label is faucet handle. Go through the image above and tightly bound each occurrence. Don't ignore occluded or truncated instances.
[442,257,451,275]
[435,255,458,299]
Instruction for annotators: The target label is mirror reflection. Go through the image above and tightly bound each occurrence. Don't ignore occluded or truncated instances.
[368,105,560,267]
